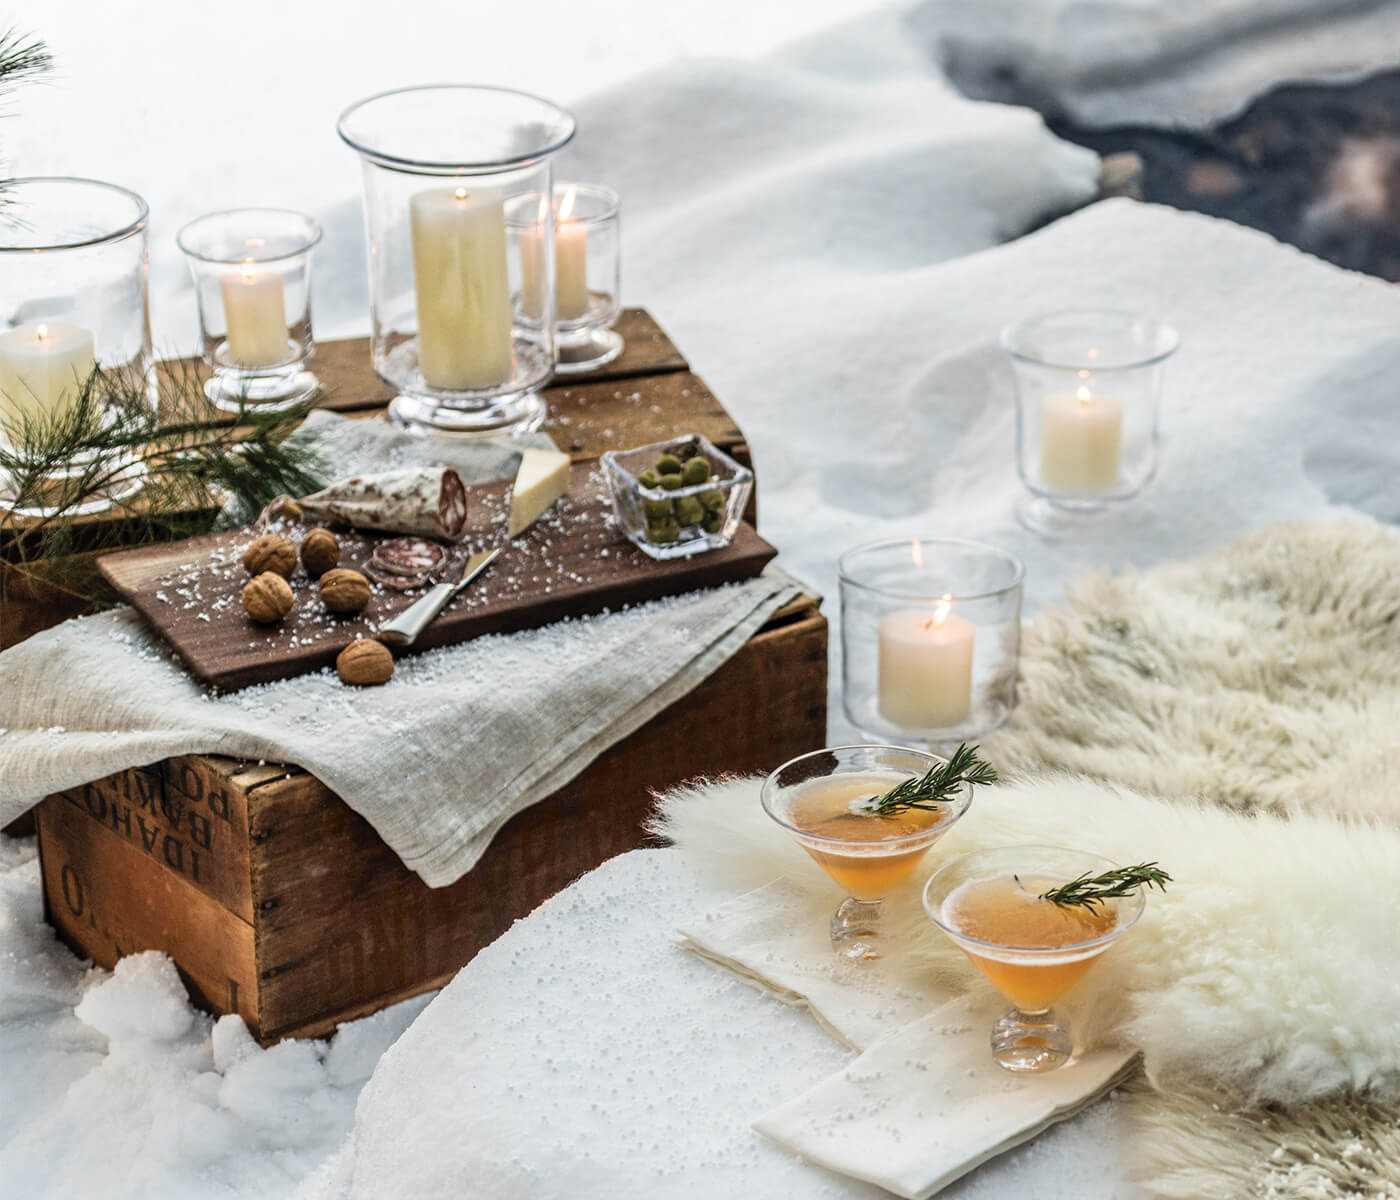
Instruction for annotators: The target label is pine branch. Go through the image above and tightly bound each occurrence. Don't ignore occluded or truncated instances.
[0,28,52,210]
[1038,863,1171,913]
[863,743,997,816]
[1,358,326,599]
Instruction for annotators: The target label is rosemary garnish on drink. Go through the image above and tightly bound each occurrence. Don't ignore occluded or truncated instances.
[862,744,998,817]
[1037,863,1171,912]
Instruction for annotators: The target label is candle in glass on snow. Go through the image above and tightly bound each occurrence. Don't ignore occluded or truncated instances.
[878,592,975,730]
[220,261,289,369]
[521,185,591,322]
[0,321,97,433]
[1039,381,1123,493]
[410,185,514,391]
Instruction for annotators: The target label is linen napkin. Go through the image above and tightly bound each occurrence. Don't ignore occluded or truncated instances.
[0,412,806,887]
[680,878,1137,1197]
[753,993,1138,1200]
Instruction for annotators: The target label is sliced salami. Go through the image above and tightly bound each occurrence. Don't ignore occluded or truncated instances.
[366,564,433,590]
[370,537,445,578]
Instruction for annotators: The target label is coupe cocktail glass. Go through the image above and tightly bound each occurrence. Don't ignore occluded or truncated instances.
[761,745,975,961]
[923,845,1146,1073]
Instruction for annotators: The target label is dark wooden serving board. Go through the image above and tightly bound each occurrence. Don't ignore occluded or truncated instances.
[97,463,776,692]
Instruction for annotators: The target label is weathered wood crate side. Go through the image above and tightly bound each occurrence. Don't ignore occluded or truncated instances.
[37,597,827,1041]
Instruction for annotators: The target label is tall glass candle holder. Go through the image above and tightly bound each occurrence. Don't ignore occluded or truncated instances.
[1003,310,1179,537]
[338,85,576,438]
[177,209,321,413]
[516,183,622,376]
[840,538,1024,748]
[0,176,153,516]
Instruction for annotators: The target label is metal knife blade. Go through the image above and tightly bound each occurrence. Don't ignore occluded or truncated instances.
[378,548,500,647]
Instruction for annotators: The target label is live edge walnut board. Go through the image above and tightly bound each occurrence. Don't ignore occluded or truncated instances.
[97,463,776,692]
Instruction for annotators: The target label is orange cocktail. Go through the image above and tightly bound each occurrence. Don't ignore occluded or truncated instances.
[923,846,1147,1073]
[761,746,977,961]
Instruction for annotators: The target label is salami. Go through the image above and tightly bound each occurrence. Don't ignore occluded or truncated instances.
[366,564,433,590]
[259,468,470,541]
[370,537,445,578]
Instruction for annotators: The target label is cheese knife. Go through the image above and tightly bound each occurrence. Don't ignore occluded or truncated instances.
[378,548,500,648]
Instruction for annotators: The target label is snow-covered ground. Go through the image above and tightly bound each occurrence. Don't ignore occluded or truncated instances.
[8,0,1400,1196]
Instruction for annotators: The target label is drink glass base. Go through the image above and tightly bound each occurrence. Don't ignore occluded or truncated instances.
[991,1006,1074,1072]
[0,457,147,518]
[831,896,883,962]
[1014,494,1119,539]
[554,327,624,376]
[388,390,547,439]
[204,368,319,415]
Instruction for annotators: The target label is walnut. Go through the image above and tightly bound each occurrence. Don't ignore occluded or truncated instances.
[300,528,341,578]
[320,567,372,615]
[242,533,297,578]
[242,572,294,624]
[337,638,394,686]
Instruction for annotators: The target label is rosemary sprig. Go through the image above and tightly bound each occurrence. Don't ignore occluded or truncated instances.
[863,743,998,816]
[1038,863,1171,912]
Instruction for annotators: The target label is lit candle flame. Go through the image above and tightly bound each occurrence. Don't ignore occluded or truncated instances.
[35,323,49,344]
[241,258,258,283]
[1076,384,1092,406]
[454,187,468,201]
[925,593,954,631]
[558,185,578,222]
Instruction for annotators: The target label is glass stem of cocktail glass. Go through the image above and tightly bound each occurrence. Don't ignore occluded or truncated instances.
[991,1005,1073,1072]
[831,896,883,959]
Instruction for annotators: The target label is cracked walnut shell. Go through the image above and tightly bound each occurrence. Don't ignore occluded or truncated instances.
[337,638,394,686]
[320,567,372,615]
[242,572,294,624]
[242,533,297,578]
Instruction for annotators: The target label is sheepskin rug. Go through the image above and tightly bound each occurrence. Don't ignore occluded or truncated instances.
[652,518,1400,1198]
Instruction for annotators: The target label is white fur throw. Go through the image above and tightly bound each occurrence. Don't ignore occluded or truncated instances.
[653,518,1400,1197]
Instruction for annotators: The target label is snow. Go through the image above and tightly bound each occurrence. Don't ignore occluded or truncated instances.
[0,844,430,1200]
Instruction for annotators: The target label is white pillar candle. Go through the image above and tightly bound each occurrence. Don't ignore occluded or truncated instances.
[1039,384,1124,493]
[0,321,97,433]
[410,186,513,391]
[878,597,975,729]
[220,267,289,369]
[519,188,591,322]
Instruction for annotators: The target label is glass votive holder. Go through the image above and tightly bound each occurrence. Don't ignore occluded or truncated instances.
[0,176,154,516]
[177,209,321,413]
[839,538,1024,748]
[337,84,576,438]
[515,183,622,376]
[1002,309,1179,537]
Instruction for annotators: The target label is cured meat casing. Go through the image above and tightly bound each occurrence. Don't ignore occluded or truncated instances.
[282,468,470,541]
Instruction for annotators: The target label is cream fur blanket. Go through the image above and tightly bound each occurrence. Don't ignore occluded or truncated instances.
[653,518,1400,1198]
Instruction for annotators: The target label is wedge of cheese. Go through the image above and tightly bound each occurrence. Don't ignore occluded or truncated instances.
[507,447,572,537]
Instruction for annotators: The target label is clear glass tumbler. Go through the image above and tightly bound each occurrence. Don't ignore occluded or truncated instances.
[839,538,1024,749]
[0,176,153,515]
[1003,309,1179,537]
[337,85,576,437]
[177,208,321,413]
[515,182,622,376]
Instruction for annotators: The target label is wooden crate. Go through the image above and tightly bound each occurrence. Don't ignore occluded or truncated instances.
[36,595,826,1042]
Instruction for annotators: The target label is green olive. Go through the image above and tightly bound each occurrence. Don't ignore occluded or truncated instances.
[681,457,711,485]
[675,495,705,526]
[701,511,725,535]
[698,487,725,513]
[638,469,661,488]
[647,519,680,544]
[656,454,684,475]
[658,473,684,491]
[643,497,675,521]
